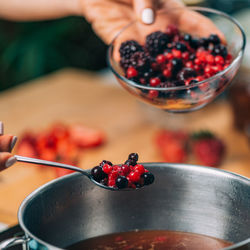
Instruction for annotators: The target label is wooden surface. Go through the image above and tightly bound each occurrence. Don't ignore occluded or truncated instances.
[0,68,249,226]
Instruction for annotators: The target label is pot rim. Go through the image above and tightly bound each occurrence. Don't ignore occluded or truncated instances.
[18,163,250,250]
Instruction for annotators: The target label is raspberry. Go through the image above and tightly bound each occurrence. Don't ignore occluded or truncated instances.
[146,31,170,56]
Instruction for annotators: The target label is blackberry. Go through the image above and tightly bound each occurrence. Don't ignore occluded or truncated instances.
[208,34,221,45]
[119,40,144,69]
[146,31,170,56]
[119,40,143,60]
[177,68,197,81]
[116,176,128,189]
[129,51,150,71]
[212,44,228,58]
[141,172,154,185]
[175,42,187,52]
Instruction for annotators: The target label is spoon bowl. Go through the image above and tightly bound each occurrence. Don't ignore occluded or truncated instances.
[14,155,127,191]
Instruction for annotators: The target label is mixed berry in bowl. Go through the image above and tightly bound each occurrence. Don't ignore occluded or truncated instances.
[108,7,245,112]
[90,153,154,189]
[120,26,232,89]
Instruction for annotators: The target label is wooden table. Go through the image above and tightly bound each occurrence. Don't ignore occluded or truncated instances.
[0,68,249,226]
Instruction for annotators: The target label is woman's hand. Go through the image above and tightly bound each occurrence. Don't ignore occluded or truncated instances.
[0,122,17,171]
[79,0,224,44]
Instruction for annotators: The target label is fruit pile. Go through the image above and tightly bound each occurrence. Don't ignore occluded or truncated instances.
[16,123,105,176]
[91,153,154,189]
[119,25,232,96]
[155,130,225,167]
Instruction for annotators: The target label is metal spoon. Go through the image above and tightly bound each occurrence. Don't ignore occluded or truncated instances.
[15,155,119,191]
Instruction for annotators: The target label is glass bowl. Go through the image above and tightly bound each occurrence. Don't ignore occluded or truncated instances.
[107,7,246,113]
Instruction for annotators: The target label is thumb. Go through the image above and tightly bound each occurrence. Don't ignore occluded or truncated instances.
[133,0,155,25]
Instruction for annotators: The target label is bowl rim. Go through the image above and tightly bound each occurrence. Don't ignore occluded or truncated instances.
[18,162,250,250]
[107,6,246,91]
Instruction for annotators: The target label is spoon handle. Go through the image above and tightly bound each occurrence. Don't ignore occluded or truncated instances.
[14,155,90,177]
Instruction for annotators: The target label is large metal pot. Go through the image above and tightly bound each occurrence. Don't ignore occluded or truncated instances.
[1,163,250,249]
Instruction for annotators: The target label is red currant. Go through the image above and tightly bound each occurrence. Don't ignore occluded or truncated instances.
[128,171,141,183]
[134,164,145,174]
[165,53,174,60]
[163,69,172,78]
[102,164,113,174]
[156,54,166,64]
[214,55,224,65]
[126,67,138,78]
[172,49,182,59]
[206,54,215,64]
[150,77,161,87]
[148,90,159,98]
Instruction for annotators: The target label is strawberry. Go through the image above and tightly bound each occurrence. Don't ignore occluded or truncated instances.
[155,130,189,163]
[16,132,38,158]
[192,131,225,167]
[69,124,105,148]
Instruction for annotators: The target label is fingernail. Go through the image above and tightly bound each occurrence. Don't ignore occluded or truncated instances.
[5,156,16,168]
[0,122,3,135]
[141,8,154,24]
[10,136,17,151]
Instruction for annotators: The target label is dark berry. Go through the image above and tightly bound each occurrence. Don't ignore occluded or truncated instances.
[166,24,179,37]
[100,178,108,186]
[100,160,113,167]
[124,159,137,166]
[116,176,128,189]
[119,40,143,60]
[190,39,199,49]
[183,34,192,42]
[177,68,197,81]
[212,44,228,58]
[175,42,187,52]
[146,31,170,56]
[209,34,221,45]
[198,38,209,48]
[189,54,196,60]
[128,153,139,162]
[130,51,150,71]
[91,166,107,182]
[189,79,199,84]
[172,80,185,86]
[141,172,155,185]
[172,58,183,73]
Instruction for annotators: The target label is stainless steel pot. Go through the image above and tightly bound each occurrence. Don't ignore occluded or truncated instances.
[1,163,250,249]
